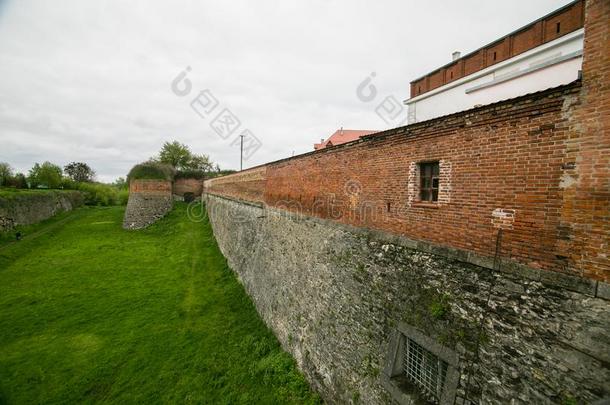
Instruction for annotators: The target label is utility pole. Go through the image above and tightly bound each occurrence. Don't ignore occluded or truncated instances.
[239,134,244,171]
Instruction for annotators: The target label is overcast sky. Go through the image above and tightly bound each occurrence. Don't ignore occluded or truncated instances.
[0,0,573,182]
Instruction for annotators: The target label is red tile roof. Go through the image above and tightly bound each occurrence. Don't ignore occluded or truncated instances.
[314,129,378,150]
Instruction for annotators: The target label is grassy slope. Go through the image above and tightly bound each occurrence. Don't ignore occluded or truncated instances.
[0,208,78,245]
[0,205,320,404]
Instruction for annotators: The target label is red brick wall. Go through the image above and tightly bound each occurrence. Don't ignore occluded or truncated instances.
[463,51,483,76]
[445,62,461,83]
[411,78,427,96]
[205,0,607,282]
[264,84,591,277]
[544,1,584,42]
[129,179,172,194]
[204,166,267,203]
[512,22,543,56]
[428,69,444,91]
[556,0,610,280]
[173,178,203,196]
[484,39,509,67]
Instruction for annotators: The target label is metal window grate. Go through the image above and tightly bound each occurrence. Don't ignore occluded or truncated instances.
[402,337,449,403]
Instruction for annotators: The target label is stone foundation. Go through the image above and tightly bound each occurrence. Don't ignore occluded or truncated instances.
[205,193,610,404]
[0,191,84,232]
[122,180,173,229]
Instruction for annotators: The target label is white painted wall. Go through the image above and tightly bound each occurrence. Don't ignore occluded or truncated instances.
[404,29,584,124]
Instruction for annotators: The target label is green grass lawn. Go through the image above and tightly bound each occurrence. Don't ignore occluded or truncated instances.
[0,204,320,404]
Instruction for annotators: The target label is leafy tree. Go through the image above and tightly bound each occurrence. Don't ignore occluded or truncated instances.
[112,177,128,189]
[157,140,214,171]
[189,154,214,172]
[0,162,13,186]
[8,173,28,189]
[158,141,193,170]
[28,161,63,188]
[64,162,96,182]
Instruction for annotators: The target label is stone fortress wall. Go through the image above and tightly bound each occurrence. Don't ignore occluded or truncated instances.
[202,1,609,403]
[0,191,84,232]
[123,179,173,230]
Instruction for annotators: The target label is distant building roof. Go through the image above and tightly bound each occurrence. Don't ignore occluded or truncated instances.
[314,128,378,150]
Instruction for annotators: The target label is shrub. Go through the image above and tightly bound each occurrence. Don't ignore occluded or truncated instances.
[0,162,13,186]
[62,182,127,206]
[5,173,28,189]
[28,162,63,189]
[206,170,237,179]
[174,170,206,179]
[112,177,128,189]
[60,178,78,190]
[118,189,129,205]
[127,162,174,182]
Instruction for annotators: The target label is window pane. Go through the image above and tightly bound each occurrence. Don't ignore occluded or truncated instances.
[418,162,440,203]
[421,189,430,201]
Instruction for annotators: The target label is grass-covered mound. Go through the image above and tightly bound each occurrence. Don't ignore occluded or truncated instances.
[127,162,175,182]
[0,204,320,404]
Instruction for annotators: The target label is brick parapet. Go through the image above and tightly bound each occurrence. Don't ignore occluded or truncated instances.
[202,0,608,282]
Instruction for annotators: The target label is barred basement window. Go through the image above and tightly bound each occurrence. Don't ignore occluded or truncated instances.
[382,323,459,405]
[403,337,448,402]
[419,161,439,202]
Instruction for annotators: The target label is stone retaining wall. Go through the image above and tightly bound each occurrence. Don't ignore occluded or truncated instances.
[122,180,173,229]
[205,193,609,404]
[0,190,84,232]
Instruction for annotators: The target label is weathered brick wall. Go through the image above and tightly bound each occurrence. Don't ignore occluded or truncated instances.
[206,0,608,282]
[264,84,594,279]
[173,178,203,197]
[123,179,173,229]
[203,166,266,203]
[129,179,172,194]
[556,0,610,281]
